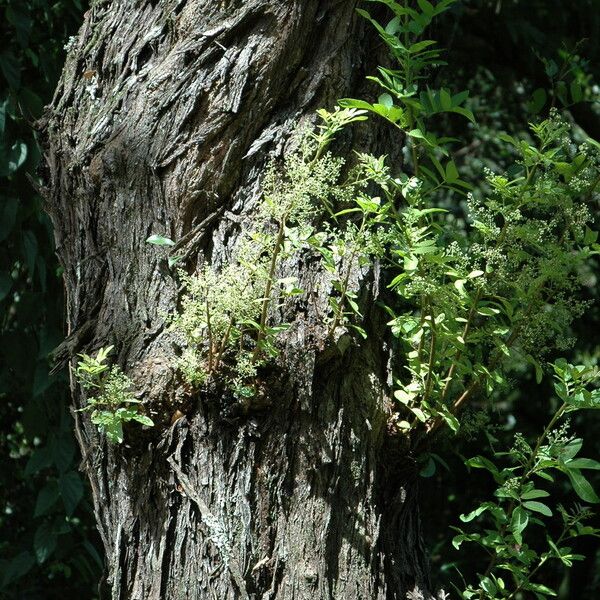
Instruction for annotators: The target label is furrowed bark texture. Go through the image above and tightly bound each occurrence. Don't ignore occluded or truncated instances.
[41,1,433,598]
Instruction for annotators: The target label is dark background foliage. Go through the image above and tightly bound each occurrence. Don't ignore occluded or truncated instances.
[0,0,101,597]
[424,1,600,597]
[0,0,598,598]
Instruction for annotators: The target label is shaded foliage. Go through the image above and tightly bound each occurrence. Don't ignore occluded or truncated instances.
[417,1,600,598]
[0,0,101,597]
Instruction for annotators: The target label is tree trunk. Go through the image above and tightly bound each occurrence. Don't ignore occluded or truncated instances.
[40,1,433,598]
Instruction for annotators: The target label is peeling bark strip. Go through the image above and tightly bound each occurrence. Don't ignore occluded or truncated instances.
[41,1,434,598]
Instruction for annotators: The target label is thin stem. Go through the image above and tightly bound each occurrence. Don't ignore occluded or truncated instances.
[421,305,437,407]
[439,287,483,404]
[213,316,235,371]
[507,526,568,600]
[206,297,214,372]
[253,218,286,363]
[328,215,367,337]
[479,402,567,582]
[526,402,568,477]
[416,294,427,362]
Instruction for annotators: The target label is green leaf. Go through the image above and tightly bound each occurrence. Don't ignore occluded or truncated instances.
[570,81,583,104]
[104,418,124,444]
[410,406,427,422]
[59,471,84,516]
[480,577,497,597]
[521,488,550,500]
[460,502,494,523]
[0,51,21,89]
[21,230,38,276]
[408,128,427,141]
[567,469,600,503]
[133,413,154,427]
[19,88,43,119]
[25,448,53,476]
[168,255,184,268]
[34,523,57,564]
[2,551,35,586]
[429,155,446,180]
[378,93,393,108]
[445,161,459,183]
[7,141,28,174]
[465,455,499,474]
[584,226,598,245]
[499,132,517,146]
[34,481,60,517]
[0,197,19,242]
[440,88,452,111]
[338,98,376,112]
[419,456,436,477]
[452,90,469,106]
[477,306,499,317]
[417,0,434,16]
[50,433,75,474]
[0,272,12,302]
[523,501,552,517]
[454,278,467,297]
[523,582,557,596]
[560,438,583,461]
[449,106,476,123]
[511,506,529,544]
[467,270,484,279]
[528,88,547,114]
[566,458,600,470]
[146,234,175,247]
[409,39,437,53]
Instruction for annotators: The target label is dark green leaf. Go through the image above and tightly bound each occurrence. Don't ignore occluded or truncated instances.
[25,447,53,476]
[511,506,529,544]
[0,197,19,241]
[567,469,600,504]
[8,141,28,174]
[0,272,11,302]
[0,51,21,89]
[566,458,600,470]
[59,471,84,516]
[34,523,57,564]
[417,0,434,16]
[419,456,436,477]
[523,501,552,517]
[34,480,60,517]
[445,161,459,183]
[521,488,550,500]
[570,81,583,104]
[21,230,38,276]
[2,551,35,586]
[50,433,75,473]
[439,88,452,111]
[528,88,547,114]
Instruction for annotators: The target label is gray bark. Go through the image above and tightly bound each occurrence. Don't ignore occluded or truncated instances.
[40,1,433,598]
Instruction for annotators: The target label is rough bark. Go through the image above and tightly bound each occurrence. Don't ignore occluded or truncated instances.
[41,1,434,598]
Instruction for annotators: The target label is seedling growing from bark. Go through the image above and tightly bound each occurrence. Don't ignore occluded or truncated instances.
[75,346,153,443]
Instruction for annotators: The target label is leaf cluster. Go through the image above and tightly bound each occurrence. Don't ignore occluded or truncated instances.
[75,346,154,444]
[452,361,600,599]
